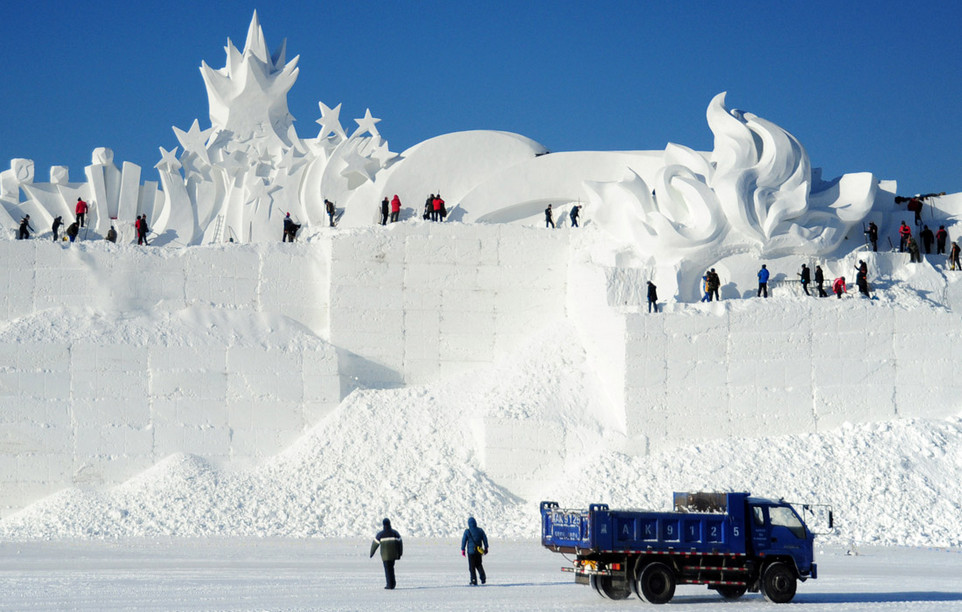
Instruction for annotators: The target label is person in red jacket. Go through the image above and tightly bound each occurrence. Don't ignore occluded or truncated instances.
[390,194,401,223]
[433,194,445,222]
[833,276,847,299]
[75,197,88,228]
[898,221,912,252]
[936,225,948,255]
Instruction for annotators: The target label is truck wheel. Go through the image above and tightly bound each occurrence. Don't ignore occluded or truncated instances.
[590,575,630,600]
[761,562,797,603]
[716,584,748,599]
[635,562,676,604]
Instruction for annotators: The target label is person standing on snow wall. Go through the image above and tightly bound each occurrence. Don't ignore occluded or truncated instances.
[380,197,389,226]
[460,517,489,586]
[75,197,88,228]
[390,194,401,223]
[757,264,770,298]
[798,263,811,296]
[545,204,554,228]
[833,276,847,299]
[647,281,658,313]
[569,204,581,227]
[370,518,403,589]
[708,268,721,301]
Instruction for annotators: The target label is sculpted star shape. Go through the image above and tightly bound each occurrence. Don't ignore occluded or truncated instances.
[352,108,381,138]
[155,146,182,172]
[172,119,214,166]
[339,144,376,183]
[371,138,397,167]
[316,101,347,142]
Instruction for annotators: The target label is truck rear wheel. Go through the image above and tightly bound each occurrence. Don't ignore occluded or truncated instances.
[761,562,797,603]
[635,562,676,604]
[590,575,631,600]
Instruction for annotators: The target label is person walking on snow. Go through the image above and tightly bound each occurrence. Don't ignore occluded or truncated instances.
[757,264,770,298]
[936,225,948,255]
[461,517,489,586]
[75,197,88,228]
[798,263,811,296]
[815,265,827,297]
[647,281,658,313]
[833,276,847,299]
[390,194,401,223]
[545,204,554,228]
[51,215,63,241]
[898,221,912,252]
[569,205,581,227]
[370,518,403,590]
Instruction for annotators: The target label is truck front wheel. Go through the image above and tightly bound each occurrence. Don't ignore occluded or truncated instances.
[635,562,676,604]
[761,562,797,603]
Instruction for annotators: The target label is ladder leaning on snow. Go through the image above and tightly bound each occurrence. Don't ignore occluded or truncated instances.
[210,215,225,244]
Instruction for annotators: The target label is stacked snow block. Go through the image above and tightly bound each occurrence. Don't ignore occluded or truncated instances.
[327,223,568,385]
[622,302,962,454]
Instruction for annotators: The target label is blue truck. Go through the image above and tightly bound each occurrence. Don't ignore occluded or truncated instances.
[541,492,829,604]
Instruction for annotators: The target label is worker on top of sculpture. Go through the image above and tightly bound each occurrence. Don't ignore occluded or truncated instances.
[936,225,948,255]
[898,221,912,252]
[325,199,336,227]
[17,215,33,239]
[380,197,389,226]
[545,204,554,228]
[75,197,88,228]
[283,212,300,242]
[390,195,401,223]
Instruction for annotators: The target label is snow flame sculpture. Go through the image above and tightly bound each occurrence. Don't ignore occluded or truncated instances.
[587,93,876,268]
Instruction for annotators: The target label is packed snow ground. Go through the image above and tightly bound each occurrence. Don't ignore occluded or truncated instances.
[2,539,961,611]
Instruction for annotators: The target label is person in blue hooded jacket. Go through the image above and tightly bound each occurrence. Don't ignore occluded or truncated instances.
[757,264,770,298]
[460,517,489,585]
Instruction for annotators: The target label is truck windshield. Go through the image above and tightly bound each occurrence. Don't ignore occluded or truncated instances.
[769,505,806,539]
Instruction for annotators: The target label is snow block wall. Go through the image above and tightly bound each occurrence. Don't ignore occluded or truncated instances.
[0,241,339,517]
[624,304,962,454]
[328,224,569,386]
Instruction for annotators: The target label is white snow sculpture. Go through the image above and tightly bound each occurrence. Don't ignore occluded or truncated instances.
[0,12,877,260]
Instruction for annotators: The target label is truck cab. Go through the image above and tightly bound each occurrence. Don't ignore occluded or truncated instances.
[747,497,817,581]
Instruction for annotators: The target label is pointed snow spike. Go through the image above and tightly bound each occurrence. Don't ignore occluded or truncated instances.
[243,11,269,62]
[272,38,288,70]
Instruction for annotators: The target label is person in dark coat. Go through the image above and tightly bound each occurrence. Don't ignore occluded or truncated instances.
[370,518,403,589]
[907,236,922,263]
[51,216,63,241]
[798,263,811,296]
[17,215,33,239]
[569,205,580,227]
[460,516,489,586]
[815,265,827,297]
[936,225,948,255]
[647,281,658,313]
[380,197,389,225]
[951,242,961,271]
[105,226,117,243]
[757,264,770,298]
[66,221,79,242]
[424,194,434,221]
[545,204,554,228]
[920,225,934,254]
[865,221,878,252]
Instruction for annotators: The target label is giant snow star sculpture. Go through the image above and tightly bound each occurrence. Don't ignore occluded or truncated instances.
[2,12,875,263]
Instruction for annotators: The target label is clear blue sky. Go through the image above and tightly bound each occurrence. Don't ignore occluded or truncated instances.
[1,0,959,196]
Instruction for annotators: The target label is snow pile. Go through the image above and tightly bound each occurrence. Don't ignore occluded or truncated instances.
[3,322,960,548]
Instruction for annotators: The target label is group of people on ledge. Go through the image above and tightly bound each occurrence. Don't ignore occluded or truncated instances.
[15,197,144,245]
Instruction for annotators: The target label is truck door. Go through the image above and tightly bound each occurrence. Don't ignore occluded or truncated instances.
[750,505,771,553]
